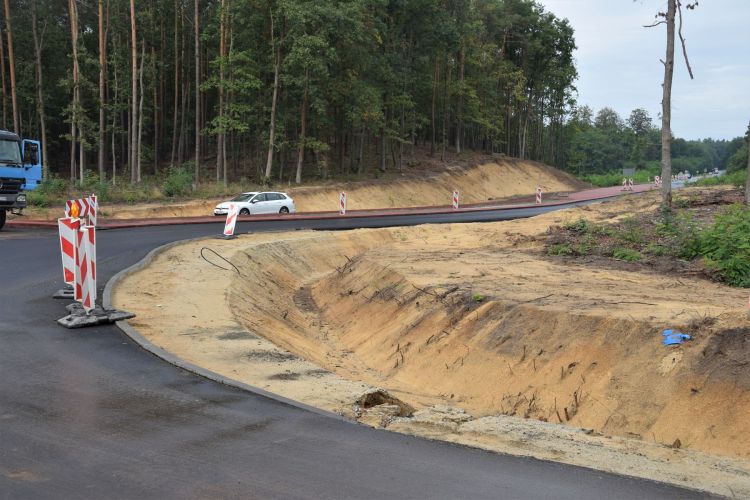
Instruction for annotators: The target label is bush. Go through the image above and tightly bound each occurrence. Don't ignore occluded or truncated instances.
[656,210,701,259]
[612,247,641,262]
[699,205,750,287]
[162,165,194,198]
[692,170,745,188]
[564,218,591,234]
[548,242,573,256]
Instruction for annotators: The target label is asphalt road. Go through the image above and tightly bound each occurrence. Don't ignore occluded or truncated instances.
[0,211,710,499]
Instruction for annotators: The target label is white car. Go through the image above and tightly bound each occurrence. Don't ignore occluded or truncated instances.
[214,191,296,216]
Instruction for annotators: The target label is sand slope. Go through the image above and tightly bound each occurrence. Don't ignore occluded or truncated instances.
[113,190,750,495]
[28,158,585,220]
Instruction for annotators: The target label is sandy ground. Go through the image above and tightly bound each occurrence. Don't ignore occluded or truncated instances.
[113,190,750,496]
[25,158,584,220]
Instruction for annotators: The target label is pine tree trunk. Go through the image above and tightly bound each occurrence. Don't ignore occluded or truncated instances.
[264,13,280,181]
[152,45,158,174]
[68,0,80,182]
[194,0,200,187]
[217,0,226,184]
[31,0,48,179]
[130,0,138,183]
[0,29,6,129]
[171,2,182,166]
[430,57,438,156]
[441,54,451,161]
[178,80,188,165]
[295,75,308,185]
[111,61,118,185]
[98,0,106,180]
[660,0,676,208]
[455,46,464,154]
[745,121,750,205]
[3,0,18,134]
[137,40,145,183]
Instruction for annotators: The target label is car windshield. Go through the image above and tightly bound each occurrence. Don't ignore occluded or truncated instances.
[0,139,21,164]
[230,193,255,202]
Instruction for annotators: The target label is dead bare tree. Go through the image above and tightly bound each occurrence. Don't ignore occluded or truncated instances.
[644,0,697,208]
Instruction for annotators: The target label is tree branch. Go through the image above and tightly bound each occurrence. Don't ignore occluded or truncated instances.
[677,0,695,79]
[643,20,667,28]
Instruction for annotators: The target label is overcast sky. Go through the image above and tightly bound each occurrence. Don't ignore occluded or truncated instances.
[539,0,749,140]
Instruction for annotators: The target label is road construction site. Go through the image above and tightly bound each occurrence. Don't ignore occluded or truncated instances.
[112,180,750,497]
[4,159,748,498]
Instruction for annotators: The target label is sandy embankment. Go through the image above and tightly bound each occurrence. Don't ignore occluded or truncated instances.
[27,159,584,220]
[113,191,750,496]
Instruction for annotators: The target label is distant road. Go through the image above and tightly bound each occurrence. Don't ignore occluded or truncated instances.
[0,188,707,499]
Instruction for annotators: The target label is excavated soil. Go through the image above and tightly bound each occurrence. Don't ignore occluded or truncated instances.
[26,158,584,220]
[113,188,750,496]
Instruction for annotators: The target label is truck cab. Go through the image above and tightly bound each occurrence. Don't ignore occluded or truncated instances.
[0,130,42,230]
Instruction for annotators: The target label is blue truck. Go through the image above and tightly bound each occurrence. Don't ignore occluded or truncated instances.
[0,129,42,230]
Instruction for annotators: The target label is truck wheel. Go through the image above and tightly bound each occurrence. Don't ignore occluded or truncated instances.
[0,210,6,231]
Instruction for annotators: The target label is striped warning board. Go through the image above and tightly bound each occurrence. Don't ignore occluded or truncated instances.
[65,195,98,226]
[535,187,543,205]
[452,190,459,210]
[223,203,239,237]
[58,217,79,285]
[74,224,97,313]
[340,192,347,215]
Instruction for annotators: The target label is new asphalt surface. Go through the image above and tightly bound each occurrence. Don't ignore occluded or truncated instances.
[0,205,710,499]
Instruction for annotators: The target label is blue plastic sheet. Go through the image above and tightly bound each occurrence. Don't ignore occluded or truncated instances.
[662,329,691,346]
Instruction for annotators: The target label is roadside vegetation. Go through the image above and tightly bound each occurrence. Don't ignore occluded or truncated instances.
[568,106,748,187]
[24,167,245,207]
[546,188,750,287]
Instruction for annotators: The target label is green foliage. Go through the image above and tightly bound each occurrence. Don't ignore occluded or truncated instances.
[566,103,744,177]
[548,242,573,256]
[699,205,750,287]
[692,170,746,188]
[162,165,194,198]
[655,210,701,259]
[471,293,485,303]
[564,217,591,234]
[612,247,641,262]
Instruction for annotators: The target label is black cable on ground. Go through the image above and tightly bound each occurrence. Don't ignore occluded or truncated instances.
[200,247,241,275]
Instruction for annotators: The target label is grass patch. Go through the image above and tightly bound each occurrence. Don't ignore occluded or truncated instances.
[544,188,750,287]
[612,247,641,262]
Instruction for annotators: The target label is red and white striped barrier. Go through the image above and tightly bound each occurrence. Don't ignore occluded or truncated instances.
[535,187,542,205]
[654,176,662,188]
[74,224,97,313]
[58,218,78,285]
[340,192,347,215]
[452,190,459,210]
[223,203,239,237]
[65,194,98,226]
[628,178,634,191]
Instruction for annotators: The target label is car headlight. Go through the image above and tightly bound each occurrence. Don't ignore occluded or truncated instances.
[17,194,26,202]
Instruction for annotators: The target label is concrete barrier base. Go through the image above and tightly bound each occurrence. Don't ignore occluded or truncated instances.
[58,303,135,329]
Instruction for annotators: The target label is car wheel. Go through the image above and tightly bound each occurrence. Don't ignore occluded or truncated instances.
[239,208,250,216]
[279,206,289,214]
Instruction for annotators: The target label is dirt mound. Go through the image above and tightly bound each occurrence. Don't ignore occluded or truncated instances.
[208,190,749,460]
[112,191,750,494]
[25,158,585,220]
